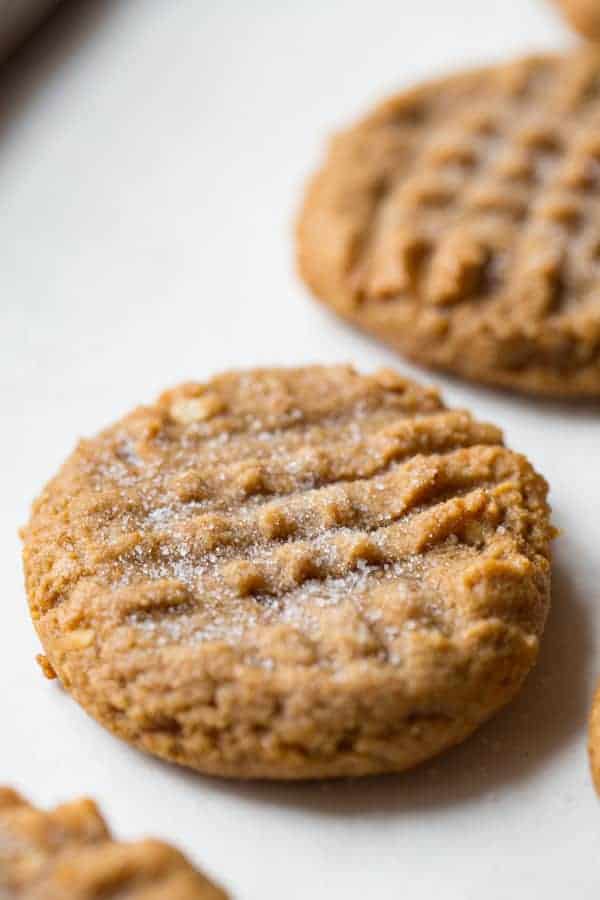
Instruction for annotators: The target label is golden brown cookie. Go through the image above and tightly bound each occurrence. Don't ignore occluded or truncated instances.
[589,681,600,792]
[297,51,600,397]
[0,788,227,899]
[22,366,554,779]
[557,0,600,40]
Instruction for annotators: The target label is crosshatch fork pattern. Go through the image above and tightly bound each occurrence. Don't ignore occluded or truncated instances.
[298,51,600,396]
[21,367,554,778]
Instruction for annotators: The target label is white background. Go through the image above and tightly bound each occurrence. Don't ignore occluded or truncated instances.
[2,1,600,896]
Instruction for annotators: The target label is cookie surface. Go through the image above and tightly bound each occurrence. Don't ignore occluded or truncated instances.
[0,788,226,899]
[589,682,600,792]
[557,0,600,40]
[22,366,553,778]
[298,51,600,397]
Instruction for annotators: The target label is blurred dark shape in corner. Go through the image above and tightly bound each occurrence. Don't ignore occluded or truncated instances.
[0,0,62,62]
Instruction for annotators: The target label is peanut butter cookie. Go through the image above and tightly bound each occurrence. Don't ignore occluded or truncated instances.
[557,1,600,40]
[22,366,554,778]
[0,788,227,898]
[589,682,600,792]
[297,51,600,397]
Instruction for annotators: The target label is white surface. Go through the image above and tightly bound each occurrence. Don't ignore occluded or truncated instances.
[2,1,600,897]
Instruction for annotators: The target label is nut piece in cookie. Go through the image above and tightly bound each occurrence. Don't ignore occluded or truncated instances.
[0,788,227,899]
[22,366,554,779]
[297,50,600,397]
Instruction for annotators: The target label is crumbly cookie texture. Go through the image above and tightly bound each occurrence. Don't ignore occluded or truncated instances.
[22,366,554,779]
[0,788,227,899]
[297,50,600,397]
[589,683,600,793]
[557,0,600,40]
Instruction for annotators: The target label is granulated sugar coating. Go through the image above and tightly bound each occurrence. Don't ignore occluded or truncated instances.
[22,366,554,778]
[0,788,227,898]
[298,50,600,397]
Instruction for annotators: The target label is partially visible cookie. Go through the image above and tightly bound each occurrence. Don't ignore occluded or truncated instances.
[0,788,227,899]
[589,682,600,793]
[22,366,554,778]
[297,50,600,397]
[557,1,600,40]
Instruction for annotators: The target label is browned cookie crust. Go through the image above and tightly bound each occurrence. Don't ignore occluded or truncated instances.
[22,366,554,779]
[0,788,227,899]
[297,51,600,397]
[557,0,600,40]
[589,681,600,792]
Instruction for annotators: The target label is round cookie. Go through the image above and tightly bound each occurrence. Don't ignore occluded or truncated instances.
[589,681,600,792]
[22,366,554,779]
[0,788,227,899]
[557,0,600,40]
[297,51,600,398]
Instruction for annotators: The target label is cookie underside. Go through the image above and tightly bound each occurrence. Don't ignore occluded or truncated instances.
[22,366,553,778]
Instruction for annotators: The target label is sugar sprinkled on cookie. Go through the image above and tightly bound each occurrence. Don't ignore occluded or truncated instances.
[22,365,554,778]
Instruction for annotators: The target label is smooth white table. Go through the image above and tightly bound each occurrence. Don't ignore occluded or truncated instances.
[2,1,599,896]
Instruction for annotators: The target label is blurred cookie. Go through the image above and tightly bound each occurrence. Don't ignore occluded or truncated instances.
[0,788,227,899]
[22,366,554,778]
[557,0,600,40]
[589,681,600,792]
[297,51,600,397]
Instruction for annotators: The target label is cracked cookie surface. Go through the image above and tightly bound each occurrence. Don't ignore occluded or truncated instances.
[298,50,600,397]
[22,366,554,778]
[0,788,227,899]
